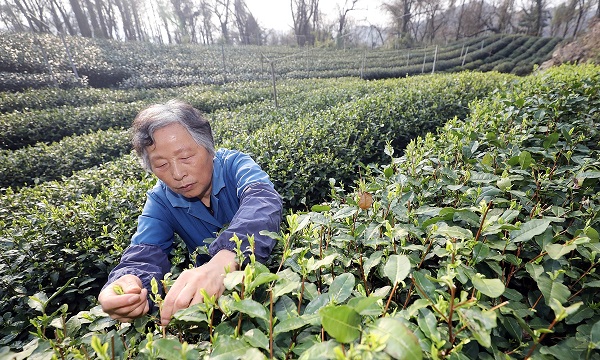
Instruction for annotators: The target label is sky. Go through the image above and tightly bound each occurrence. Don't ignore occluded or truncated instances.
[244,0,389,33]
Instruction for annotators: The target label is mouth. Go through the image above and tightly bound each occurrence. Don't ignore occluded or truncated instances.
[178,183,194,192]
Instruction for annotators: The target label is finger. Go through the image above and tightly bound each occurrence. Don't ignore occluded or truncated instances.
[160,281,184,324]
[161,283,200,325]
[121,276,143,295]
[117,298,149,323]
[124,293,150,318]
[189,289,204,306]
[102,290,147,317]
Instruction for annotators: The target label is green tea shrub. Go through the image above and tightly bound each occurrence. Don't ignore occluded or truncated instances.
[0,72,512,349]
[493,61,515,73]
[0,102,142,150]
[0,128,131,189]
[0,155,143,224]
[0,71,87,92]
[0,32,560,91]
[240,72,515,208]
[512,63,534,76]
[5,63,597,360]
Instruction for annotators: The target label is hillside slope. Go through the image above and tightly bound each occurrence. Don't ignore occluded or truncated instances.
[541,18,600,68]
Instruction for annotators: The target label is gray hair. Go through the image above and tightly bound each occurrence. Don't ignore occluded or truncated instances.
[131,99,215,172]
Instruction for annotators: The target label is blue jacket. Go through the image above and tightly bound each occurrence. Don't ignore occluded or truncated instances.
[105,148,283,295]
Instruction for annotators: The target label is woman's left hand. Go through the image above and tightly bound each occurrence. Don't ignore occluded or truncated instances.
[159,249,238,326]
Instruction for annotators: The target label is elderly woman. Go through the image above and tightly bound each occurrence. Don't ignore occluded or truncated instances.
[98,99,282,326]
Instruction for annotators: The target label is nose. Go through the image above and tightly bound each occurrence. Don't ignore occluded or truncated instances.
[170,162,185,181]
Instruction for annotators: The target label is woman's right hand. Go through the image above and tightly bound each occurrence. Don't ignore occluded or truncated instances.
[98,274,149,322]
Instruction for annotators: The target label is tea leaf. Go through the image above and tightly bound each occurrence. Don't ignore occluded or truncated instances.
[471,275,505,298]
[383,254,411,285]
[319,305,361,343]
[329,273,355,304]
[511,218,552,243]
[370,317,422,360]
[228,299,268,321]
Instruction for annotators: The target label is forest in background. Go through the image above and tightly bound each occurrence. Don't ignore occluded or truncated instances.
[0,0,599,49]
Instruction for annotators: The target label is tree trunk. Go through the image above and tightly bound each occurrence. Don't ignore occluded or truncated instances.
[130,0,145,41]
[69,0,93,37]
[14,0,47,32]
[534,0,544,36]
[114,0,136,40]
[94,0,109,38]
[291,0,317,46]
[83,0,103,37]
[52,0,77,35]
[0,3,27,32]
[572,0,586,36]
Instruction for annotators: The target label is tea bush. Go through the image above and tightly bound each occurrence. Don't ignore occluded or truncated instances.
[0,78,377,189]
[0,155,142,224]
[3,64,597,360]
[0,128,131,189]
[246,72,516,208]
[0,72,512,349]
[0,32,559,91]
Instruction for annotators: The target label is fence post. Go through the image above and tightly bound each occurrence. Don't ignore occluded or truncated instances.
[270,61,278,108]
[221,42,227,83]
[431,45,438,74]
[360,50,367,79]
[59,32,80,82]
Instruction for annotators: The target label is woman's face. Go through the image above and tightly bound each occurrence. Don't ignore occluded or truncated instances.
[147,123,213,201]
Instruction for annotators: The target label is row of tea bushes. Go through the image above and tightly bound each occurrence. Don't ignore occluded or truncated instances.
[0,155,142,224]
[5,64,598,360]
[1,32,558,91]
[0,128,130,189]
[0,79,291,150]
[0,101,142,150]
[0,78,377,189]
[245,71,518,208]
[0,86,170,114]
[0,71,514,347]
[363,63,599,358]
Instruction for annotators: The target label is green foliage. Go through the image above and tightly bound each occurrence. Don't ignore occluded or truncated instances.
[0,128,131,189]
[0,101,141,150]
[0,154,143,224]
[0,82,273,150]
[1,64,599,359]
[238,72,512,208]
[0,32,559,91]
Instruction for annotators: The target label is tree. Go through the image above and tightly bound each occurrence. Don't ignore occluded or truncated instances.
[214,0,232,44]
[460,0,488,37]
[13,0,51,33]
[68,0,92,37]
[199,0,214,44]
[447,0,468,40]
[519,0,549,36]
[0,1,26,32]
[170,0,203,43]
[570,0,593,36]
[383,0,415,46]
[50,0,76,35]
[335,0,358,48]
[291,0,318,46]
[233,0,262,45]
[552,0,576,36]
[418,0,447,42]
